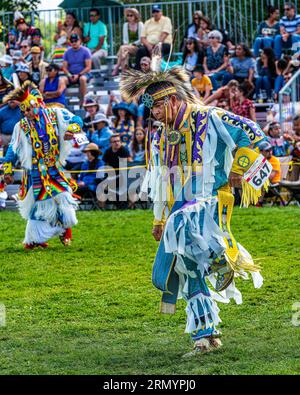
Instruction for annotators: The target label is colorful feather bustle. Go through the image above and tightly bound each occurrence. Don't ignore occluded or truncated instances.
[120,66,199,105]
[3,81,39,104]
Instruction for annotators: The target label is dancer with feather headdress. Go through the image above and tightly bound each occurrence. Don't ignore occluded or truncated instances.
[0,81,84,249]
[120,66,271,356]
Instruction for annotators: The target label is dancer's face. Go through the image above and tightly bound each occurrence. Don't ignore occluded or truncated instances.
[152,95,180,125]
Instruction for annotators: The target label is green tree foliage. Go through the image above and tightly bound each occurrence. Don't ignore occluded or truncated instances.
[0,0,41,12]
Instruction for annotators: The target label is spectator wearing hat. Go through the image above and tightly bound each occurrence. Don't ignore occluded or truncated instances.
[88,112,113,157]
[112,8,144,76]
[136,4,173,70]
[15,62,31,86]
[62,33,92,106]
[258,141,281,184]
[82,96,102,133]
[40,63,66,108]
[191,65,213,101]
[20,40,32,63]
[0,55,14,81]
[14,14,36,47]
[203,30,229,89]
[6,29,18,57]
[112,101,137,148]
[29,46,48,86]
[83,8,108,70]
[31,29,45,59]
[77,143,104,196]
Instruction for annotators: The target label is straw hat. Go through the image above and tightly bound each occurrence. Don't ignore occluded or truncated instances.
[124,8,141,22]
[83,143,101,154]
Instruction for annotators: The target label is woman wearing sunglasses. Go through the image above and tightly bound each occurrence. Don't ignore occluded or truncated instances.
[112,8,144,76]
[181,10,203,50]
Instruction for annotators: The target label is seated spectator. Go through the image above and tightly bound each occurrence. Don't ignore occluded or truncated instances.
[6,29,18,57]
[191,65,213,101]
[39,63,66,108]
[54,11,82,46]
[14,13,36,47]
[253,5,280,57]
[140,56,151,73]
[222,43,255,86]
[197,16,212,48]
[182,37,204,73]
[12,50,22,68]
[183,10,203,44]
[231,81,256,121]
[274,2,300,59]
[203,30,229,89]
[88,112,113,158]
[203,79,239,109]
[15,62,31,86]
[255,47,276,101]
[266,121,291,157]
[62,33,92,106]
[258,141,281,184]
[267,92,296,132]
[20,40,32,63]
[285,114,300,180]
[129,127,146,164]
[31,29,45,59]
[103,134,132,170]
[82,96,103,133]
[83,8,108,70]
[112,101,137,147]
[29,46,48,86]
[0,99,21,155]
[135,5,172,70]
[112,8,144,76]
[77,143,104,196]
[0,55,14,81]
[274,58,288,101]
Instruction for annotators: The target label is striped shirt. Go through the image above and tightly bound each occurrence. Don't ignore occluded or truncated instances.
[280,15,300,34]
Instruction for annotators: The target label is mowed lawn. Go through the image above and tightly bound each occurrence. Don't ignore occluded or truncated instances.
[0,207,299,375]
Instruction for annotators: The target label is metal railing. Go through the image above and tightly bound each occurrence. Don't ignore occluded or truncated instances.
[0,0,299,58]
[279,68,300,132]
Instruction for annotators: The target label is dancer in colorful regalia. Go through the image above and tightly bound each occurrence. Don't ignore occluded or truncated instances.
[0,81,83,249]
[120,67,271,356]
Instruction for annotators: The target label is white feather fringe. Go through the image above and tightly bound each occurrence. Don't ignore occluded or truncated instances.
[24,219,63,244]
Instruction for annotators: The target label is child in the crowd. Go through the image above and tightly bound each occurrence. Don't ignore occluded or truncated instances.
[191,64,213,101]
[266,121,291,157]
[129,127,146,164]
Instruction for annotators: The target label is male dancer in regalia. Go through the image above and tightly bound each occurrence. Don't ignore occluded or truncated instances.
[120,67,270,356]
[0,81,83,249]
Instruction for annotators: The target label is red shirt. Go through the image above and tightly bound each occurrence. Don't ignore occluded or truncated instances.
[231,98,254,119]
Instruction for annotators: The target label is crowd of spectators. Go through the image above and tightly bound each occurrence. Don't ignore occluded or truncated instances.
[1,2,300,208]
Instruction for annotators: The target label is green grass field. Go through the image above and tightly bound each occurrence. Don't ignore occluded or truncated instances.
[0,207,299,375]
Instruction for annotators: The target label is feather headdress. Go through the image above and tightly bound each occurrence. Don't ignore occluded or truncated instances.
[120,66,199,108]
[3,80,45,111]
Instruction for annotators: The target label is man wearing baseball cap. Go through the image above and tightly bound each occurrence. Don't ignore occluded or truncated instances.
[62,33,92,106]
[258,140,281,184]
[136,4,173,69]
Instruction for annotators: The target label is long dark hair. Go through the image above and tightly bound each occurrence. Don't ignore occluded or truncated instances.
[131,128,145,154]
[234,43,253,58]
[237,81,254,98]
[88,150,100,170]
[260,47,276,76]
[114,110,133,127]
[65,11,81,29]
[182,37,201,63]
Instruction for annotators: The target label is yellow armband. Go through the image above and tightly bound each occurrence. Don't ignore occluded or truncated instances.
[66,123,81,134]
[2,162,13,176]
[153,218,166,226]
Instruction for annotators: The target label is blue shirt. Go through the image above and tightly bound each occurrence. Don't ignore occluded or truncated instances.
[0,104,21,135]
[280,14,300,34]
[230,57,255,78]
[78,158,104,191]
[88,126,113,157]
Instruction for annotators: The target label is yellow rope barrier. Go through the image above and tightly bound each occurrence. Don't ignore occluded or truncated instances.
[11,165,147,173]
